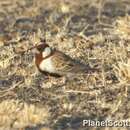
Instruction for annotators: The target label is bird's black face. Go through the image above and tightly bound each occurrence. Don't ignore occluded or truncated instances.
[31,43,49,54]
[36,43,49,53]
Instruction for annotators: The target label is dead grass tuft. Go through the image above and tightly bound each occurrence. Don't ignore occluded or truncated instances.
[114,16,130,39]
[114,59,130,83]
[0,100,49,130]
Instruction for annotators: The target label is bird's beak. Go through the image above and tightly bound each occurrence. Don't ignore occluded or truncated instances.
[24,45,39,54]
[31,47,39,54]
[15,44,41,54]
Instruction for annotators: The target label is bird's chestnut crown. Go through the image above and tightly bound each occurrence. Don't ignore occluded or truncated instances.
[36,43,49,52]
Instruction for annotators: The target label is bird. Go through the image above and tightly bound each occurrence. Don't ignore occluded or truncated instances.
[32,42,97,77]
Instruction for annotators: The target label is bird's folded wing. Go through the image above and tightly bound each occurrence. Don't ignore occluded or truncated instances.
[51,51,89,74]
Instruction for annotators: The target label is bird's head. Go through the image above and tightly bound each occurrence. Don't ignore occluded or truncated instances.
[32,43,52,58]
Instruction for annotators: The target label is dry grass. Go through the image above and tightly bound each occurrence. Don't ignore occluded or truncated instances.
[0,100,49,130]
[0,0,130,130]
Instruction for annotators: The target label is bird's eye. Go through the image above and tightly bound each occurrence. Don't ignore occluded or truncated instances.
[37,44,46,52]
[38,46,46,52]
[37,47,42,52]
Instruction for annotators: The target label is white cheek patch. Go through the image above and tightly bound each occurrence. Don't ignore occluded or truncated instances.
[39,57,55,73]
[42,47,51,58]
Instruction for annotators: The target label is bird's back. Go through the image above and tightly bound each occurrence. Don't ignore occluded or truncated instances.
[51,51,92,76]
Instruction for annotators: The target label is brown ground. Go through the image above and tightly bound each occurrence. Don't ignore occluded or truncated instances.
[0,0,130,130]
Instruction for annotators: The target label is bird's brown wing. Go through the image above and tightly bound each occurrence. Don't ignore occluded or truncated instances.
[51,51,90,75]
